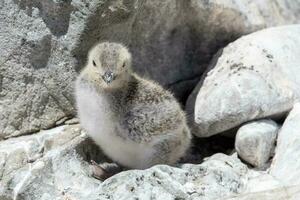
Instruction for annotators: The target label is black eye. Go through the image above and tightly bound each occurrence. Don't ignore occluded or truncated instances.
[92,60,96,67]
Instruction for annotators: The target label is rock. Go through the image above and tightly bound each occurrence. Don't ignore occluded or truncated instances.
[187,25,300,137]
[228,163,300,199]
[1,1,300,139]
[227,184,300,200]
[0,124,250,200]
[270,103,300,186]
[235,119,279,168]
[99,153,248,200]
[0,124,108,200]
[227,167,300,199]
[227,105,300,199]
[10,147,102,200]
[0,125,80,196]
[3,122,300,199]
[0,0,80,139]
[244,170,285,194]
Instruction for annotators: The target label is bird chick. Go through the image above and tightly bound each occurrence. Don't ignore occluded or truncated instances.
[75,42,191,179]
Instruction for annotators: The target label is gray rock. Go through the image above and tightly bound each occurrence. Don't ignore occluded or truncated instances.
[270,103,300,186]
[0,124,108,200]
[227,184,300,200]
[227,162,300,199]
[1,0,300,139]
[98,153,248,200]
[0,123,251,200]
[0,0,81,139]
[243,170,285,194]
[235,119,279,168]
[227,167,300,199]
[187,25,300,137]
[2,121,300,199]
[0,124,81,196]
[227,105,300,200]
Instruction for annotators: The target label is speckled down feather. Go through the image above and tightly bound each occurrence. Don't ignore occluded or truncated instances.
[75,42,191,169]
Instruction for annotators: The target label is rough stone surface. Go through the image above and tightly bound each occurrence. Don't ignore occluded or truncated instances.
[98,153,248,200]
[1,122,300,199]
[0,123,251,200]
[235,119,279,168]
[227,184,300,200]
[0,124,108,200]
[187,25,300,137]
[244,170,285,194]
[270,103,300,186]
[1,0,300,139]
[0,125,82,196]
[228,160,300,199]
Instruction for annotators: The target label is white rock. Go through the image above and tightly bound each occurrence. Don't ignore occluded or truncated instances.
[0,127,249,200]
[235,119,279,168]
[99,153,248,200]
[227,184,300,200]
[187,25,300,137]
[228,168,300,199]
[244,170,284,194]
[3,121,300,199]
[228,108,300,200]
[270,103,300,186]
[0,124,85,199]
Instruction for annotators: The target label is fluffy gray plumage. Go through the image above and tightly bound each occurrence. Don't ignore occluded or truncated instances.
[75,42,191,169]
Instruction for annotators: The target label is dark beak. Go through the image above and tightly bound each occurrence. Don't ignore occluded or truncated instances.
[102,71,115,84]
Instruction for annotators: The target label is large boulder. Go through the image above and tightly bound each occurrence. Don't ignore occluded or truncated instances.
[1,0,300,139]
[0,124,107,200]
[235,119,279,168]
[270,103,300,186]
[187,25,300,137]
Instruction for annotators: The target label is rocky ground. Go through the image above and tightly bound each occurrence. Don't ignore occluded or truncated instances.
[1,0,300,200]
